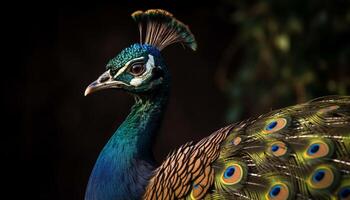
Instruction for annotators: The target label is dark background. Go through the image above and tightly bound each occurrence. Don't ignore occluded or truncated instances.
[6,1,349,199]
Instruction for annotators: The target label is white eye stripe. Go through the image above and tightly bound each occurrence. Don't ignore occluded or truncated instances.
[131,61,144,66]
[114,65,127,78]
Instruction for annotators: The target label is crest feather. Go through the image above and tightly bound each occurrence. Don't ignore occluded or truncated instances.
[131,9,197,51]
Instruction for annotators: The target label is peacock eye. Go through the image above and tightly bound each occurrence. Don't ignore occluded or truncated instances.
[130,63,145,76]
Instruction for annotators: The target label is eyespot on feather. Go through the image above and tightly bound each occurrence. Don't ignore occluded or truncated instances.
[338,187,350,200]
[221,163,244,185]
[333,178,350,200]
[190,184,203,200]
[308,166,336,190]
[304,140,332,159]
[266,183,290,200]
[263,118,288,134]
[269,141,288,157]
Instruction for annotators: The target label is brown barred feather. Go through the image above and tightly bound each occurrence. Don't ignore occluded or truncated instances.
[143,127,231,200]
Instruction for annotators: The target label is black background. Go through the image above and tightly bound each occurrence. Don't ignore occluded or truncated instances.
[6,2,237,199]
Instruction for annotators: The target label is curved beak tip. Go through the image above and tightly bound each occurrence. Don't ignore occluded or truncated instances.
[84,82,96,96]
[84,70,122,97]
[84,87,91,96]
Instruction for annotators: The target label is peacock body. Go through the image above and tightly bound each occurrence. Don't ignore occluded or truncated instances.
[84,9,350,200]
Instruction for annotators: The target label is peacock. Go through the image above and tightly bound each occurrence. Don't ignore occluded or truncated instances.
[84,9,350,200]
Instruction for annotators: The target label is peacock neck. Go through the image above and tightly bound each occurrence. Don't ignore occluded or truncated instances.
[85,85,169,200]
[115,87,169,160]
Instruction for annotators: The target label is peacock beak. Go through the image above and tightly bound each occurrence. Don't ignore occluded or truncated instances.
[84,70,125,96]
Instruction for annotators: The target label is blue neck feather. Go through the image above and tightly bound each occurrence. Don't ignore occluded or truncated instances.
[85,85,169,200]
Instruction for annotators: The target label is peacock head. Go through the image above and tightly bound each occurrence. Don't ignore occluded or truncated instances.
[84,9,196,96]
[84,43,167,95]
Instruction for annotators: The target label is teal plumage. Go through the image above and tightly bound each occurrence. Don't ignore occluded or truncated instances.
[84,9,350,200]
[85,86,168,200]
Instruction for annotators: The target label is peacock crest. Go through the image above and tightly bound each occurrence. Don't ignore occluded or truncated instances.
[131,9,197,51]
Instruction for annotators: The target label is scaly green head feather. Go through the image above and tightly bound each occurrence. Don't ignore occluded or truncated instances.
[84,9,197,96]
[106,43,166,94]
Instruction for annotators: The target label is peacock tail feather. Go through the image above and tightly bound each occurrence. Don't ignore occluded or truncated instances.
[143,96,350,200]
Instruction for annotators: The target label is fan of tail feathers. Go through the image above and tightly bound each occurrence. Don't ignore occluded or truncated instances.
[144,96,350,200]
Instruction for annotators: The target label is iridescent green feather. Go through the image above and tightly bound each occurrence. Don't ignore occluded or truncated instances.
[206,96,350,199]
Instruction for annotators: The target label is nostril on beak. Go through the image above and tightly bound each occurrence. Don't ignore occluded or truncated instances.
[99,75,110,83]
